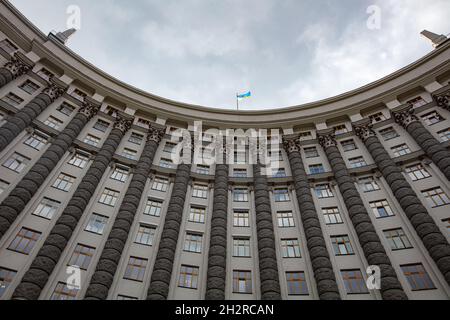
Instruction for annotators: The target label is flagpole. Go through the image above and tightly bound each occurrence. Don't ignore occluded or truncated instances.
[236,93,239,111]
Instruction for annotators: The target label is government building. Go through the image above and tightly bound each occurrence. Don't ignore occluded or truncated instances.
[0,0,449,301]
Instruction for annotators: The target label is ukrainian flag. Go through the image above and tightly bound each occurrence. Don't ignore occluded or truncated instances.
[237,91,251,100]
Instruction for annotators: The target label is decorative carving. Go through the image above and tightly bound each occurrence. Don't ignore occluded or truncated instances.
[282,137,300,154]
[113,115,133,134]
[4,56,31,78]
[318,132,337,148]
[42,82,66,102]
[147,126,165,143]
[78,100,100,120]
[433,92,450,111]
[353,123,376,142]
[392,106,420,129]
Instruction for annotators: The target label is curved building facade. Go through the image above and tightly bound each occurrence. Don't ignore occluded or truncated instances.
[0,0,449,300]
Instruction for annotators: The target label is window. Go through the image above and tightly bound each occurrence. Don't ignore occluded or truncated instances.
[163,142,177,153]
[341,270,368,294]
[137,118,151,128]
[3,152,30,173]
[233,238,251,257]
[401,264,435,291]
[421,111,444,126]
[408,97,427,108]
[277,211,295,227]
[24,132,47,150]
[349,156,367,168]
[331,235,354,256]
[370,200,394,218]
[192,184,208,199]
[298,131,312,141]
[57,102,75,116]
[111,166,129,182]
[178,265,199,289]
[369,112,386,124]
[122,148,137,160]
[93,119,109,132]
[274,188,290,202]
[359,176,380,192]
[422,187,450,208]
[184,233,203,253]
[0,179,9,195]
[83,134,100,147]
[233,168,247,178]
[384,228,412,250]
[69,244,95,270]
[0,267,16,298]
[233,210,250,227]
[44,116,63,130]
[323,207,343,225]
[52,173,75,192]
[286,272,308,295]
[68,152,89,168]
[124,257,147,282]
[189,206,206,224]
[333,124,348,135]
[379,127,399,141]
[341,139,357,152]
[152,177,168,192]
[233,270,252,294]
[392,144,411,157]
[196,165,210,175]
[129,132,143,145]
[233,188,248,202]
[135,225,156,246]
[51,282,78,300]
[85,214,108,234]
[19,80,40,94]
[405,164,431,181]
[1,92,23,106]
[37,68,54,81]
[71,89,87,101]
[437,128,450,142]
[117,295,138,300]
[0,38,18,53]
[159,158,173,168]
[144,199,163,217]
[272,167,287,177]
[99,188,119,207]
[304,147,319,158]
[315,184,333,199]
[33,197,60,220]
[8,227,41,254]
[281,239,301,258]
[309,164,325,175]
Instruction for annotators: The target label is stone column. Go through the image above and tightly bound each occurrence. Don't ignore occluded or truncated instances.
[205,143,229,300]
[84,125,165,300]
[0,99,100,240]
[146,137,193,300]
[0,78,67,153]
[0,53,33,88]
[253,164,281,300]
[317,130,408,300]
[283,137,341,300]
[12,115,133,300]
[354,120,450,286]
[392,105,450,181]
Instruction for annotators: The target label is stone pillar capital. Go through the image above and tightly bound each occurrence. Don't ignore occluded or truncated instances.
[78,98,101,120]
[353,120,376,142]
[4,54,32,78]
[113,114,133,134]
[433,91,450,111]
[282,136,300,154]
[147,125,166,144]
[317,129,337,148]
[391,105,420,129]
[42,80,67,102]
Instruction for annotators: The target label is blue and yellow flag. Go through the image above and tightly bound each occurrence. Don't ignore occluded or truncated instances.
[237,91,251,100]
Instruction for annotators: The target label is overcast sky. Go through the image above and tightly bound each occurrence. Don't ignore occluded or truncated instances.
[9,0,450,110]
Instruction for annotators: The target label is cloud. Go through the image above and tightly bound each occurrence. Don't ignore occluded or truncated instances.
[9,0,450,110]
